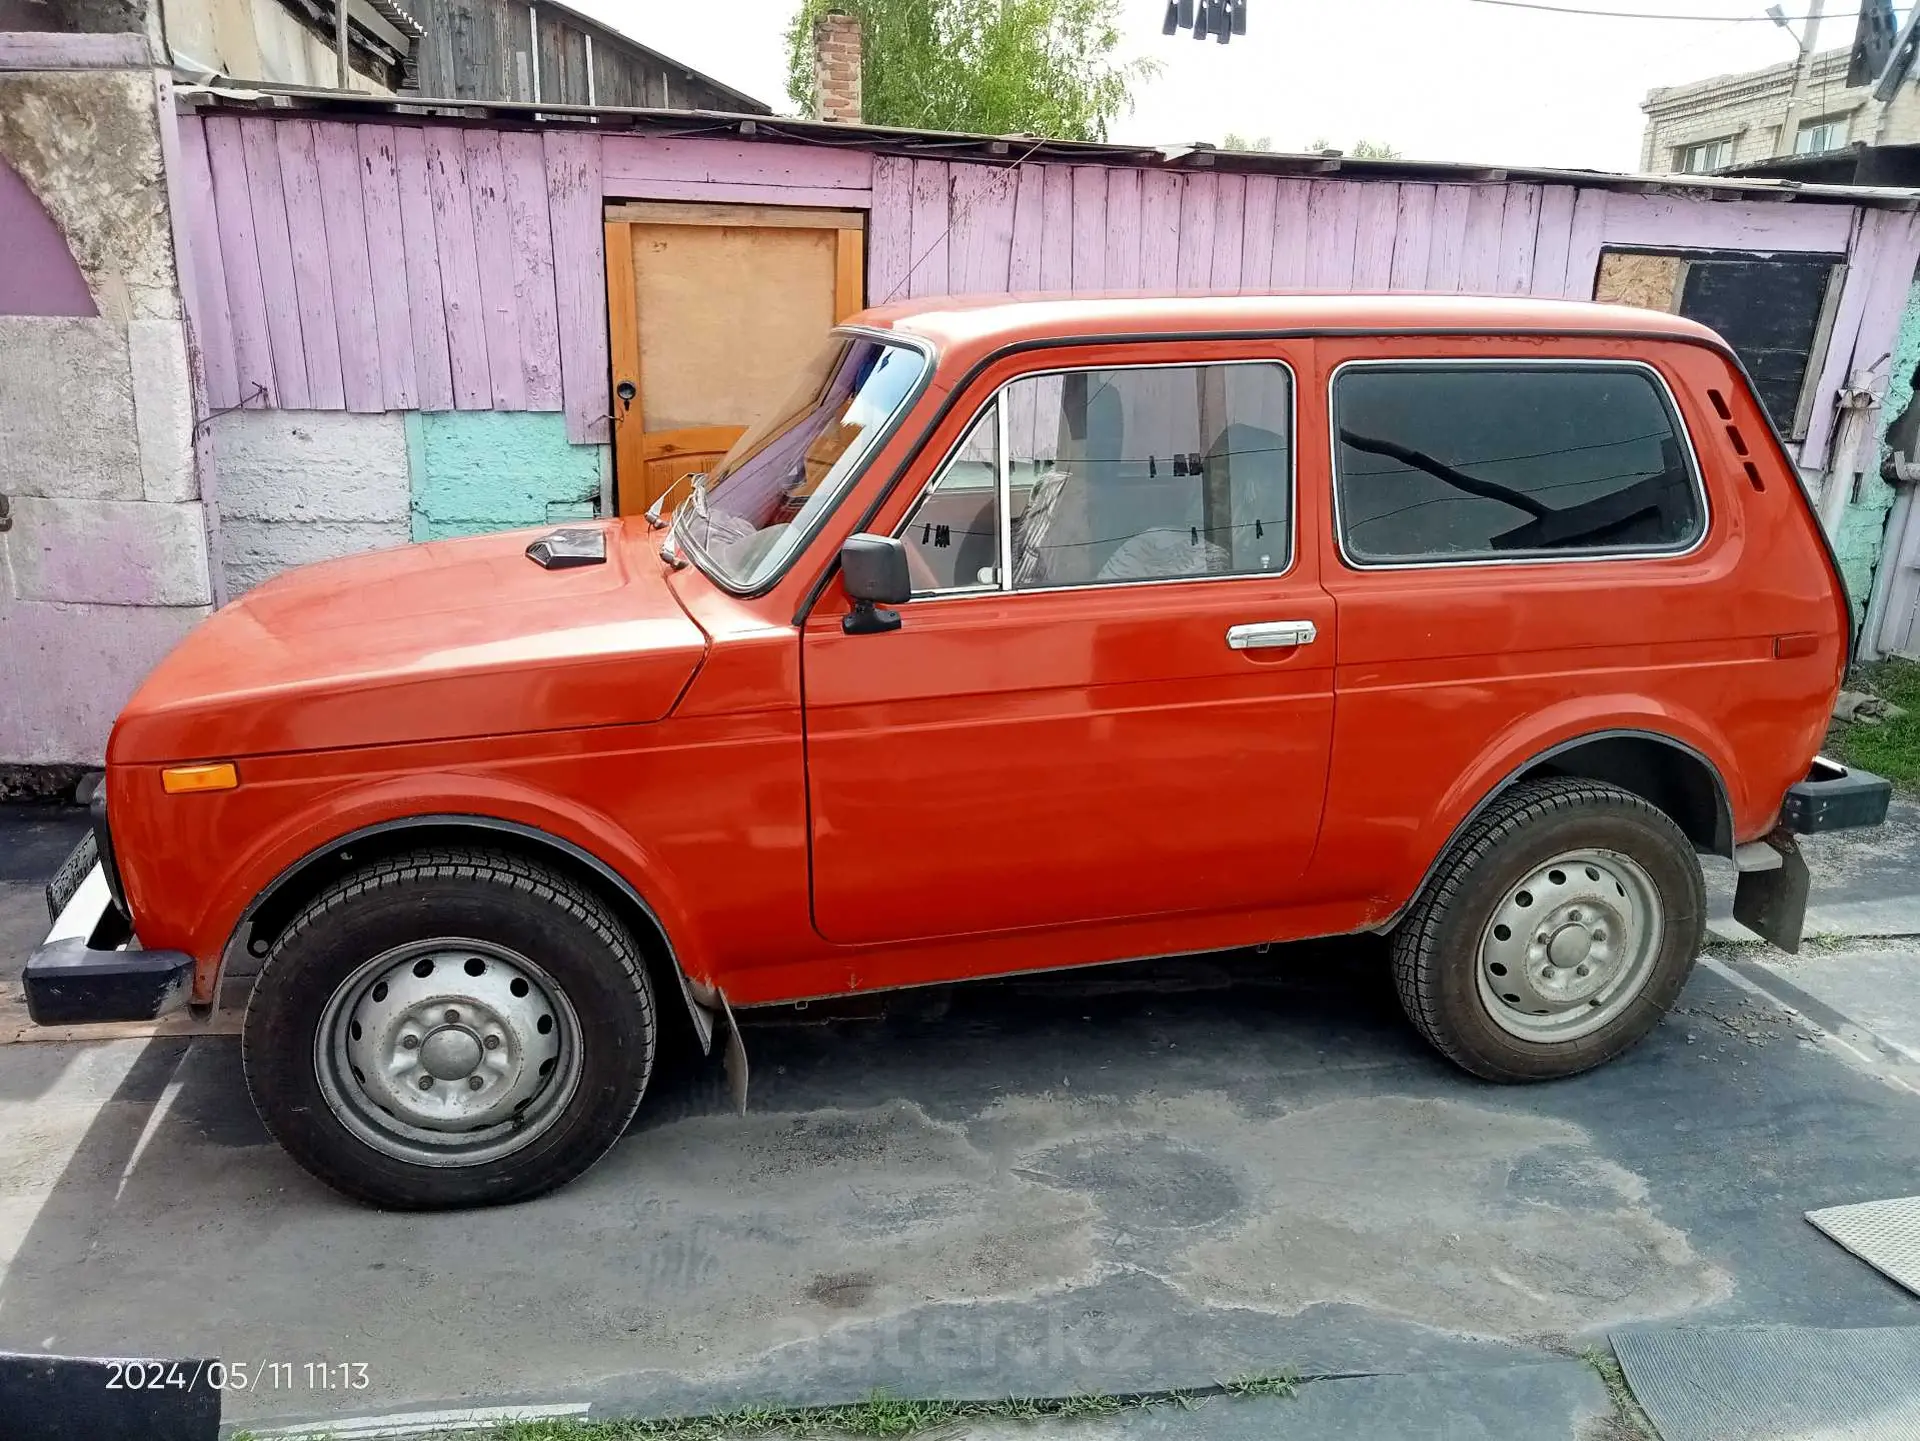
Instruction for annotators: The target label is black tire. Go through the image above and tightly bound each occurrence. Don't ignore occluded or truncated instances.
[243,847,655,1209]
[1391,777,1704,1082]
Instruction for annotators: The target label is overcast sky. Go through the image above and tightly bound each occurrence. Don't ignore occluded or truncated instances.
[569,1,1872,172]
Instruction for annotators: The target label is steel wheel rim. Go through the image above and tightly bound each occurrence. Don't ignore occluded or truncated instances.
[314,938,584,1168]
[1475,848,1665,1043]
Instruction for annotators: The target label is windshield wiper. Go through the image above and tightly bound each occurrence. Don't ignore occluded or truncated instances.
[659,474,710,570]
[644,470,707,531]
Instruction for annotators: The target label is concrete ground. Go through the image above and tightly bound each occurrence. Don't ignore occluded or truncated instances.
[2,804,1919,1438]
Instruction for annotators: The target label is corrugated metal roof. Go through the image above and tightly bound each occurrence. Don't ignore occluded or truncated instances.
[175,81,1920,211]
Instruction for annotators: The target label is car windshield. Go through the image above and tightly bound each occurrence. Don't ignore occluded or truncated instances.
[676,334,927,590]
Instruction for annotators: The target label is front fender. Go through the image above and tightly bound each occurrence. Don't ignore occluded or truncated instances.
[109,765,709,1007]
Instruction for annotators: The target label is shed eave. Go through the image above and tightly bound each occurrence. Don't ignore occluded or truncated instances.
[172,81,1920,211]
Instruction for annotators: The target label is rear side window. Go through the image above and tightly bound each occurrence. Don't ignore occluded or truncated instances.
[1332,363,1706,566]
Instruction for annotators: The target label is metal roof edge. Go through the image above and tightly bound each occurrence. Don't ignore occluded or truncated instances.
[170,84,1920,210]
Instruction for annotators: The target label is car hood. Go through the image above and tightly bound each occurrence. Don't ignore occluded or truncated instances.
[110,523,709,764]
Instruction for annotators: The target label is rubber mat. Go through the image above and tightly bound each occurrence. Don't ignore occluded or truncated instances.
[1809,1196,1920,1299]
[1611,1324,1920,1441]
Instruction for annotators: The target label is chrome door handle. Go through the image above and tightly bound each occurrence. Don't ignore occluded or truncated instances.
[1226,620,1317,650]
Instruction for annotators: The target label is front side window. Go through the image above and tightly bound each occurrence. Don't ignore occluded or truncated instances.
[1333,364,1705,566]
[998,362,1292,590]
[678,334,926,591]
[900,403,1002,592]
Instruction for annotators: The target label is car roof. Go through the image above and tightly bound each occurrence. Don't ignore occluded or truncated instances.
[850,292,1724,353]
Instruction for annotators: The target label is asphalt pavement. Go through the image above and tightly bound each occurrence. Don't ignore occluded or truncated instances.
[1,802,1918,1439]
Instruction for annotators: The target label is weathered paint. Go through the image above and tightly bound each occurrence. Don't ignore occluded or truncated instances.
[167,116,1894,427]
[0,317,143,499]
[177,117,876,441]
[406,410,604,542]
[1854,272,1920,628]
[0,156,95,316]
[212,410,412,596]
[0,70,179,319]
[4,600,207,766]
[6,497,211,607]
[0,69,215,768]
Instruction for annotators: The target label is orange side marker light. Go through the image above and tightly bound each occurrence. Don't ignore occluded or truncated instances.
[161,762,239,794]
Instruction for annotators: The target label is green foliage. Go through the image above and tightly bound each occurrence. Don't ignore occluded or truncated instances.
[784,0,1158,141]
[1221,132,1273,151]
[1832,657,1920,790]
[252,1375,1303,1441]
[1308,137,1402,159]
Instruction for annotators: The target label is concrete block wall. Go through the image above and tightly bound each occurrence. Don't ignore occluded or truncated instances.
[204,409,606,597]
[0,59,213,768]
[211,411,412,595]
[406,412,603,543]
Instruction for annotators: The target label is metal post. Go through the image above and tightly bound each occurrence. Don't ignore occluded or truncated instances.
[335,0,351,89]
[1778,0,1826,157]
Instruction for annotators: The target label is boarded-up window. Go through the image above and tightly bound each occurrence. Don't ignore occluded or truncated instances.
[1595,248,1844,440]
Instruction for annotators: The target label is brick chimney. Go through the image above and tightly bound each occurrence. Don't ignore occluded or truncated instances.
[812,8,863,124]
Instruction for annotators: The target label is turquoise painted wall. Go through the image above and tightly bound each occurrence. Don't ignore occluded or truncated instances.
[405,411,605,542]
[1842,273,1920,622]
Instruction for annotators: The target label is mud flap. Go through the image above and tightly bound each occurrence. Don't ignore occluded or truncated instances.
[1733,832,1811,955]
[717,991,749,1115]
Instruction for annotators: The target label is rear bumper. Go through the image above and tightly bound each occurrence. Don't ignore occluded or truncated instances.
[1732,756,1892,955]
[24,855,193,1026]
[1777,755,1893,833]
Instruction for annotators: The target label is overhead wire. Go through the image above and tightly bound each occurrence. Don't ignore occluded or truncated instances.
[1464,0,1861,20]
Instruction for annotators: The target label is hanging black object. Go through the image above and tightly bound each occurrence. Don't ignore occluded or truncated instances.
[1850,0,1897,89]
[1166,0,1243,44]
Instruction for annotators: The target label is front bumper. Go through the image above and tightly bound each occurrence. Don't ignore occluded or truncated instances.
[1732,756,1893,954]
[24,846,193,1027]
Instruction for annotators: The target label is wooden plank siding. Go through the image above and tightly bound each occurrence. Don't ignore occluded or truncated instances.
[174,113,1892,485]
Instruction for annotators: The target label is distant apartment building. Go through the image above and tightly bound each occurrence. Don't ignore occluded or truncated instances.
[1641,45,1920,176]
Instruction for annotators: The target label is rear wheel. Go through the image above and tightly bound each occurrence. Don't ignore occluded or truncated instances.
[243,848,655,1209]
[1392,778,1704,1081]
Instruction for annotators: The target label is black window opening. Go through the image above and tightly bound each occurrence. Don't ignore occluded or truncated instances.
[1333,364,1706,566]
[1595,247,1845,439]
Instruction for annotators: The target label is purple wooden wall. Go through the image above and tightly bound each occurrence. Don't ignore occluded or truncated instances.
[175,116,874,444]
[175,113,1918,470]
[864,156,1916,464]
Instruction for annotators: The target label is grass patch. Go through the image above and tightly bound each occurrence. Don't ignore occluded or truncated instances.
[238,1376,1299,1441]
[1830,657,1920,791]
[1580,1346,1655,1441]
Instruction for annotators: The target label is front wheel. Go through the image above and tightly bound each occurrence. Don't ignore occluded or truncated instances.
[243,848,655,1209]
[1392,778,1705,1082]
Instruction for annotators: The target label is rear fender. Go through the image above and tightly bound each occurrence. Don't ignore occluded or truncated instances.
[1381,703,1737,930]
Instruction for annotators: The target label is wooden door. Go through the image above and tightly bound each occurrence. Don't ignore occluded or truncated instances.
[604,201,866,515]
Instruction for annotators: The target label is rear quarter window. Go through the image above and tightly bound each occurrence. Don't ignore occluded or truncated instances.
[1332,362,1707,566]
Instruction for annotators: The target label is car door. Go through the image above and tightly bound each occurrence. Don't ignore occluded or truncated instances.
[800,346,1336,946]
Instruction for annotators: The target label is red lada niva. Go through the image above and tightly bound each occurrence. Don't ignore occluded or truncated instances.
[29,294,1889,1208]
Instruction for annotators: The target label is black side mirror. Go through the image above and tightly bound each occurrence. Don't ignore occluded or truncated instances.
[840,533,910,635]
